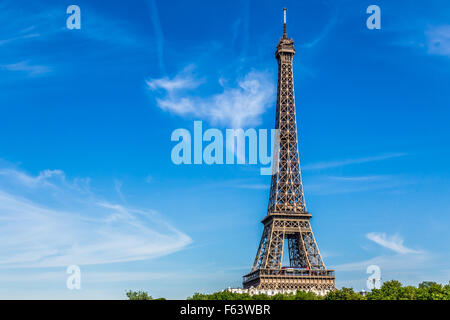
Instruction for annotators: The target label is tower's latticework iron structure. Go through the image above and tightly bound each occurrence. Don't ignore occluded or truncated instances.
[243,9,335,293]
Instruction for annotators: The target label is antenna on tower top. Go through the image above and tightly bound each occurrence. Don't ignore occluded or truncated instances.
[283,8,287,37]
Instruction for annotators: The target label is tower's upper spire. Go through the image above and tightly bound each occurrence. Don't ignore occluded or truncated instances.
[276,7,295,58]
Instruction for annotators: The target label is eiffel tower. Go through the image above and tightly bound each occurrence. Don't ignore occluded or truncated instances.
[243,9,335,294]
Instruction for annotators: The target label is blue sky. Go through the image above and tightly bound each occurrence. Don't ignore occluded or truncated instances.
[0,0,449,299]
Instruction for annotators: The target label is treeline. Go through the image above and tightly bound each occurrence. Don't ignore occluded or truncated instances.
[125,290,166,300]
[127,280,450,300]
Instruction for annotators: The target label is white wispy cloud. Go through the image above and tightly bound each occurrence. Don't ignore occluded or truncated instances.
[0,2,43,46]
[114,179,126,203]
[332,252,429,273]
[331,233,435,288]
[0,32,40,46]
[0,163,192,268]
[146,66,275,128]
[146,65,204,94]
[80,11,144,48]
[304,174,410,195]
[331,237,448,288]
[366,232,422,254]
[0,61,51,76]
[301,153,410,195]
[0,269,215,284]
[302,153,407,170]
[0,2,144,50]
[393,23,450,59]
[147,0,166,73]
[0,168,64,187]
[425,25,450,57]
[300,9,338,49]
[327,175,389,182]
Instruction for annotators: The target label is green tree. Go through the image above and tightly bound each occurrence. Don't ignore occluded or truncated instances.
[249,293,272,300]
[126,290,153,300]
[367,280,402,300]
[398,286,417,300]
[418,281,438,289]
[417,281,445,300]
[294,290,322,300]
[443,284,450,300]
[188,290,321,300]
[128,280,450,301]
[188,291,253,300]
[325,287,365,300]
[271,293,293,300]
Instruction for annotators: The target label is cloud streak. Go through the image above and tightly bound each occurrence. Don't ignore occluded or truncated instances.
[0,3,145,50]
[300,9,338,49]
[366,232,422,255]
[332,252,430,273]
[302,153,407,170]
[0,61,51,76]
[147,0,166,74]
[304,174,410,195]
[0,32,40,46]
[0,163,192,268]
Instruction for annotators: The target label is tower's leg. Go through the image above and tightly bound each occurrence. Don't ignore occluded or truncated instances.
[251,226,269,271]
[301,232,325,269]
[263,227,285,269]
[287,234,307,268]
